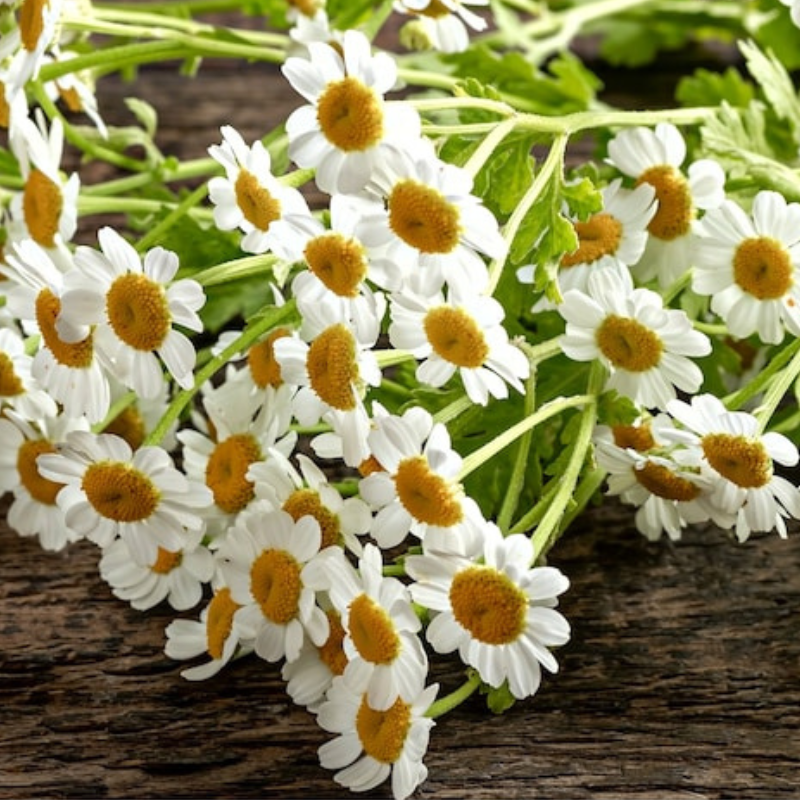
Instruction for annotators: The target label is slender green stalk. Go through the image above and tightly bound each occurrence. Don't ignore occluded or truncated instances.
[425,670,483,719]
[192,254,281,287]
[754,341,800,434]
[724,339,800,412]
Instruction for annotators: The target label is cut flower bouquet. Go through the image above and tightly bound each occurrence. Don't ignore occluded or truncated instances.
[3,0,800,796]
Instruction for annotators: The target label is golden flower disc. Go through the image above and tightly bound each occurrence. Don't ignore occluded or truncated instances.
[634,461,701,501]
[701,433,772,489]
[596,314,663,372]
[205,434,261,514]
[636,165,693,241]
[250,548,302,625]
[561,212,624,268]
[282,488,341,549]
[356,695,412,765]
[424,305,489,368]
[206,586,240,660]
[733,237,793,300]
[0,352,24,397]
[449,565,527,645]
[24,169,63,249]
[235,169,282,232]
[306,324,359,411]
[348,593,401,665]
[316,76,384,152]
[17,439,63,506]
[35,288,95,369]
[394,455,463,527]
[612,422,656,452]
[247,328,291,389]
[388,179,461,254]
[104,405,147,452]
[305,232,368,298]
[106,273,171,352]
[20,0,48,53]
[82,461,160,522]
[151,547,183,575]
[318,609,348,677]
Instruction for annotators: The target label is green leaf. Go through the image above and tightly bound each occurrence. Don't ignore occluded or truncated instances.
[676,66,755,109]
[753,6,800,71]
[124,97,158,139]
[738,39,800,134]
[474,132,537,217]
[482,681,517,715]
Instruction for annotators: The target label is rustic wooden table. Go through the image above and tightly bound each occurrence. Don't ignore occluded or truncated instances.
[2,28,800,800]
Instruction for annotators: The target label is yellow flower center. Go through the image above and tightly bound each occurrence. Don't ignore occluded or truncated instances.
[0,81,10,129]
[235,169,282,232]
[57,84,84,114]
[0,352,24,397]
[611,422,656,452]
[82,461,160,522]
[595,315,663,372]
[104,405,147,451]
[394,455,463,527]
[636,165,693,241]
[206,586,240,660]
[106,273,171,352]
[288,0,321,16]
[23,169,63,249]
[356,695,412,765]
[306,323,359,411]
[634,461,702,501]
[388,179,461,254]
[17,439,63,505]
[304,233,368,298]
[205,433,261,514]
[250,548,302,625]
[358,455,384,477]
[247,328,291,389]
[348,593,401,665]
[414,0,450,18]
[316,76,384,152]
[449,565,527,645]
[282,488,341,549]
[424,305,489,368]
[20,0,49,52]
[732,237,793,300]
[701,433,772,489]
[318,609,348,677]
[561,213,624,268]
[150,547,183,575]
[35,288,95,368]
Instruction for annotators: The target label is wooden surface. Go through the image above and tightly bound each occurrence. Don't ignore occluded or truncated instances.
[2,25,800,800]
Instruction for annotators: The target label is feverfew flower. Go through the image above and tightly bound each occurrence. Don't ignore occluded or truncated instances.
[37,430,213,563]
[281,29,422,194]
[665,394,800,542]
[606,122,725,286]
[356,142,507,299]
[307,544,429,712]
[692,190,800,344]
[388,288,529,405]
[358,405,485,554]
[99,530,215,612]
[207,125,315,258]
[216,505,330,664]
[559,264,711,410]
[0,325,58,420]
[165,586,252,681]
[407,524,571,700]
[57,226,206,396]
[317,670,438,800]
[394,0,489,53]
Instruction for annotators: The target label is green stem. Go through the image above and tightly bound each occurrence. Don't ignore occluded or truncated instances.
[135,182,209,252]
[754,340,800,434]
[191,254,281,287]
[458,392,593,481]
[462,116,520,179]
[142,300,298,447]
[91,390,138,434]
[530,362,603,559]
[425,670,483,719]
[724,339,800,413]
[432,394,475,426]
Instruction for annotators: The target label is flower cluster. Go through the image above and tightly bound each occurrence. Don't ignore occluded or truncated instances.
[4,0,800,797]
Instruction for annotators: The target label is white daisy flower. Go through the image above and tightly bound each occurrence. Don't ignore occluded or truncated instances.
[281,29,422,195]
[388,288,529,405]
[519,178,658,309]
[99,530,215,612]
[0,325,58,420]
[306,544,429,712]
[0,410,89,552]
[606,122,726,286]
[358,405,485,554]
[356,143,507,299]
[665,393,800,542]
[317,670,438,800]
[37,430,213,563]
[164,585,253,681]
[692,190,800,344]
[288,7,344,55]
[177,374,298,539]
[594,417,734,541]
[207,125,316,258]
[289,194,388,345]
[2,238,111,423]
[57,226,205,396]
[559,264,711,410]
[281,606,349,713]
[216,504,330,664]
[394,0,489,53]
[248,451,372,555]
[406,523,571,700]
[8,110,79,250]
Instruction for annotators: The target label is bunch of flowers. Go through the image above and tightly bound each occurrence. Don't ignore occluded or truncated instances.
[3,0,800,796]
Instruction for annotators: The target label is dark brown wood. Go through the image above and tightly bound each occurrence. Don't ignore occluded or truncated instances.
[3,24,800,800]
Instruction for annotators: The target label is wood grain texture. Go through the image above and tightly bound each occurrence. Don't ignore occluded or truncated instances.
[2,26,800,800]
